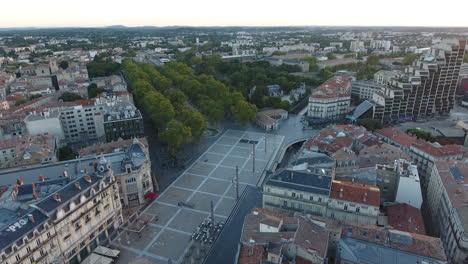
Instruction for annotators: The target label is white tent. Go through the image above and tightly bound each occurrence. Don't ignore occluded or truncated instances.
[94,246,120,258]
[81,253,113,264]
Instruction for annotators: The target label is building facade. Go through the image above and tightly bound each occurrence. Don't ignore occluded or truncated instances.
[426,160,468,264]
[0,158,123,264]
[371,40,466,122]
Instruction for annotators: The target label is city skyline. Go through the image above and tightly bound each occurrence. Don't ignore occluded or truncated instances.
[2,0,468,28]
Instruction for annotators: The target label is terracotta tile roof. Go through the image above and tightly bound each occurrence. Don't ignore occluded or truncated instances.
[386,203,426,235]
[310,76,353,99]
[411,139,463,158]
[374,128,417,148]
[341,223,446,261]
[330,180,380,207]
[240,208,329,259]
[238,244,267,264]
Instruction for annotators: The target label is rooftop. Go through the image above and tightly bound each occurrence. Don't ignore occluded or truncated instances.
[330,180,380,207]
[374,128,417,148]
[386,203,426,235]
[311,76,353,99]
[340,223,447,262]
[435,159,468,232]
[265,168,332,196]
[411,138,463,158]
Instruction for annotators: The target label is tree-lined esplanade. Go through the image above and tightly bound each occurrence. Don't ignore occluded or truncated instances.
[122,59,257,157]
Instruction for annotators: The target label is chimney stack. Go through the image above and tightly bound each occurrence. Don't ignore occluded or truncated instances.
[32,192,38,200]
[84,175,92,183]
[28,214,35,223]
[53,193,61,202]
[363,192,368,202]
[93,162,98,172]
[39,174,45,181]
[17,178,24,185]
[62,169,68,177]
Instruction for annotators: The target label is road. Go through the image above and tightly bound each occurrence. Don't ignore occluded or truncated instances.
[203,186,262,264]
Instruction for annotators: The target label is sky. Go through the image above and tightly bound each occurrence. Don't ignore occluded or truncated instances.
[2,0,468,28]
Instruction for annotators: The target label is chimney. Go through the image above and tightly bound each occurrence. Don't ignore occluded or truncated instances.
[28,214,35,223]
[53,193,61,202]
[17,178,24,185]
[39,174,45,181]
[363,192,368,202]
[13,185,19,193]
[31,183,36,190]
[62,169,68,177]
[74,182,81,190]
[32,192,38,200]
[93,162,98,172]
[84,167,88,174]
[84,175,92,183]
[339,188,344,198]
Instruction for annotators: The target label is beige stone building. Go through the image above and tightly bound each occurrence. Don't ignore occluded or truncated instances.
[0,157,123,264]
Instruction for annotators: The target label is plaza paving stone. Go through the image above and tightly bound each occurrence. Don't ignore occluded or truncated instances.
[173,173,205,189]
[146,203,179,226]
[157,187,193,205]
[187,162,216,176]
[187,192,221,213]
[147,230,191,260]
[210,166,237,181]
[198,178,231,195]
[208,144,232,155]
[199,152,225,165]
[168,209,209,233]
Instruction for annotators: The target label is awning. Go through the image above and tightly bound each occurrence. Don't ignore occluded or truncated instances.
[94,246,120,258]
[81,253,113,264]
[145,192,159,199]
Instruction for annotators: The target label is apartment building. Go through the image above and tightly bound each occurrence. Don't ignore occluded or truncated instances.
[0,158,123,264]
[375,159,422,209]
[238,208,329,264]
[307,76,353,123]
[263,168,333,217]
[426,160,468,264]
[327,180,380,225]
[371,40,466,122]
[351,80,384,100]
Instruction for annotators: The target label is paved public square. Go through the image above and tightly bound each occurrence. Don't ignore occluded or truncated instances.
[113,129,284,263]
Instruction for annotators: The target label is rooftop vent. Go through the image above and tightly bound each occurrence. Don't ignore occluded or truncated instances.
[53,193,61,202]
[84,175,92,183]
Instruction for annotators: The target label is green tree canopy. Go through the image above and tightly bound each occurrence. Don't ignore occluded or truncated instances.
[59,92,83,102]
[403,54,420,65]
[88,83,106,98]
[15,98,27,106]
[160,120,192,158]
[326,52,337,60]
[59,61,69,70]
[366,55,380,65]
[356,119,382,131]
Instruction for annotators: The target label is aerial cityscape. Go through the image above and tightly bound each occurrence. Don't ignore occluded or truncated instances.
[0,3,468,264]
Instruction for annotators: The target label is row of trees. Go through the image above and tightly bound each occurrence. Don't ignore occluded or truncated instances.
[122,59,205,158]
[123,59,257,158]
[158,61,257,124]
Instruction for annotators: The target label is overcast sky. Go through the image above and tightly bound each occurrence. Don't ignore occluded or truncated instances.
[2,0,468,28]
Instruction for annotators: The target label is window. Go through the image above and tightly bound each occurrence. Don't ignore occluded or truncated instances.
[344,205,348,211]
[15,255,20,261]
[292,192,296,198]
[356,207,360,213]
